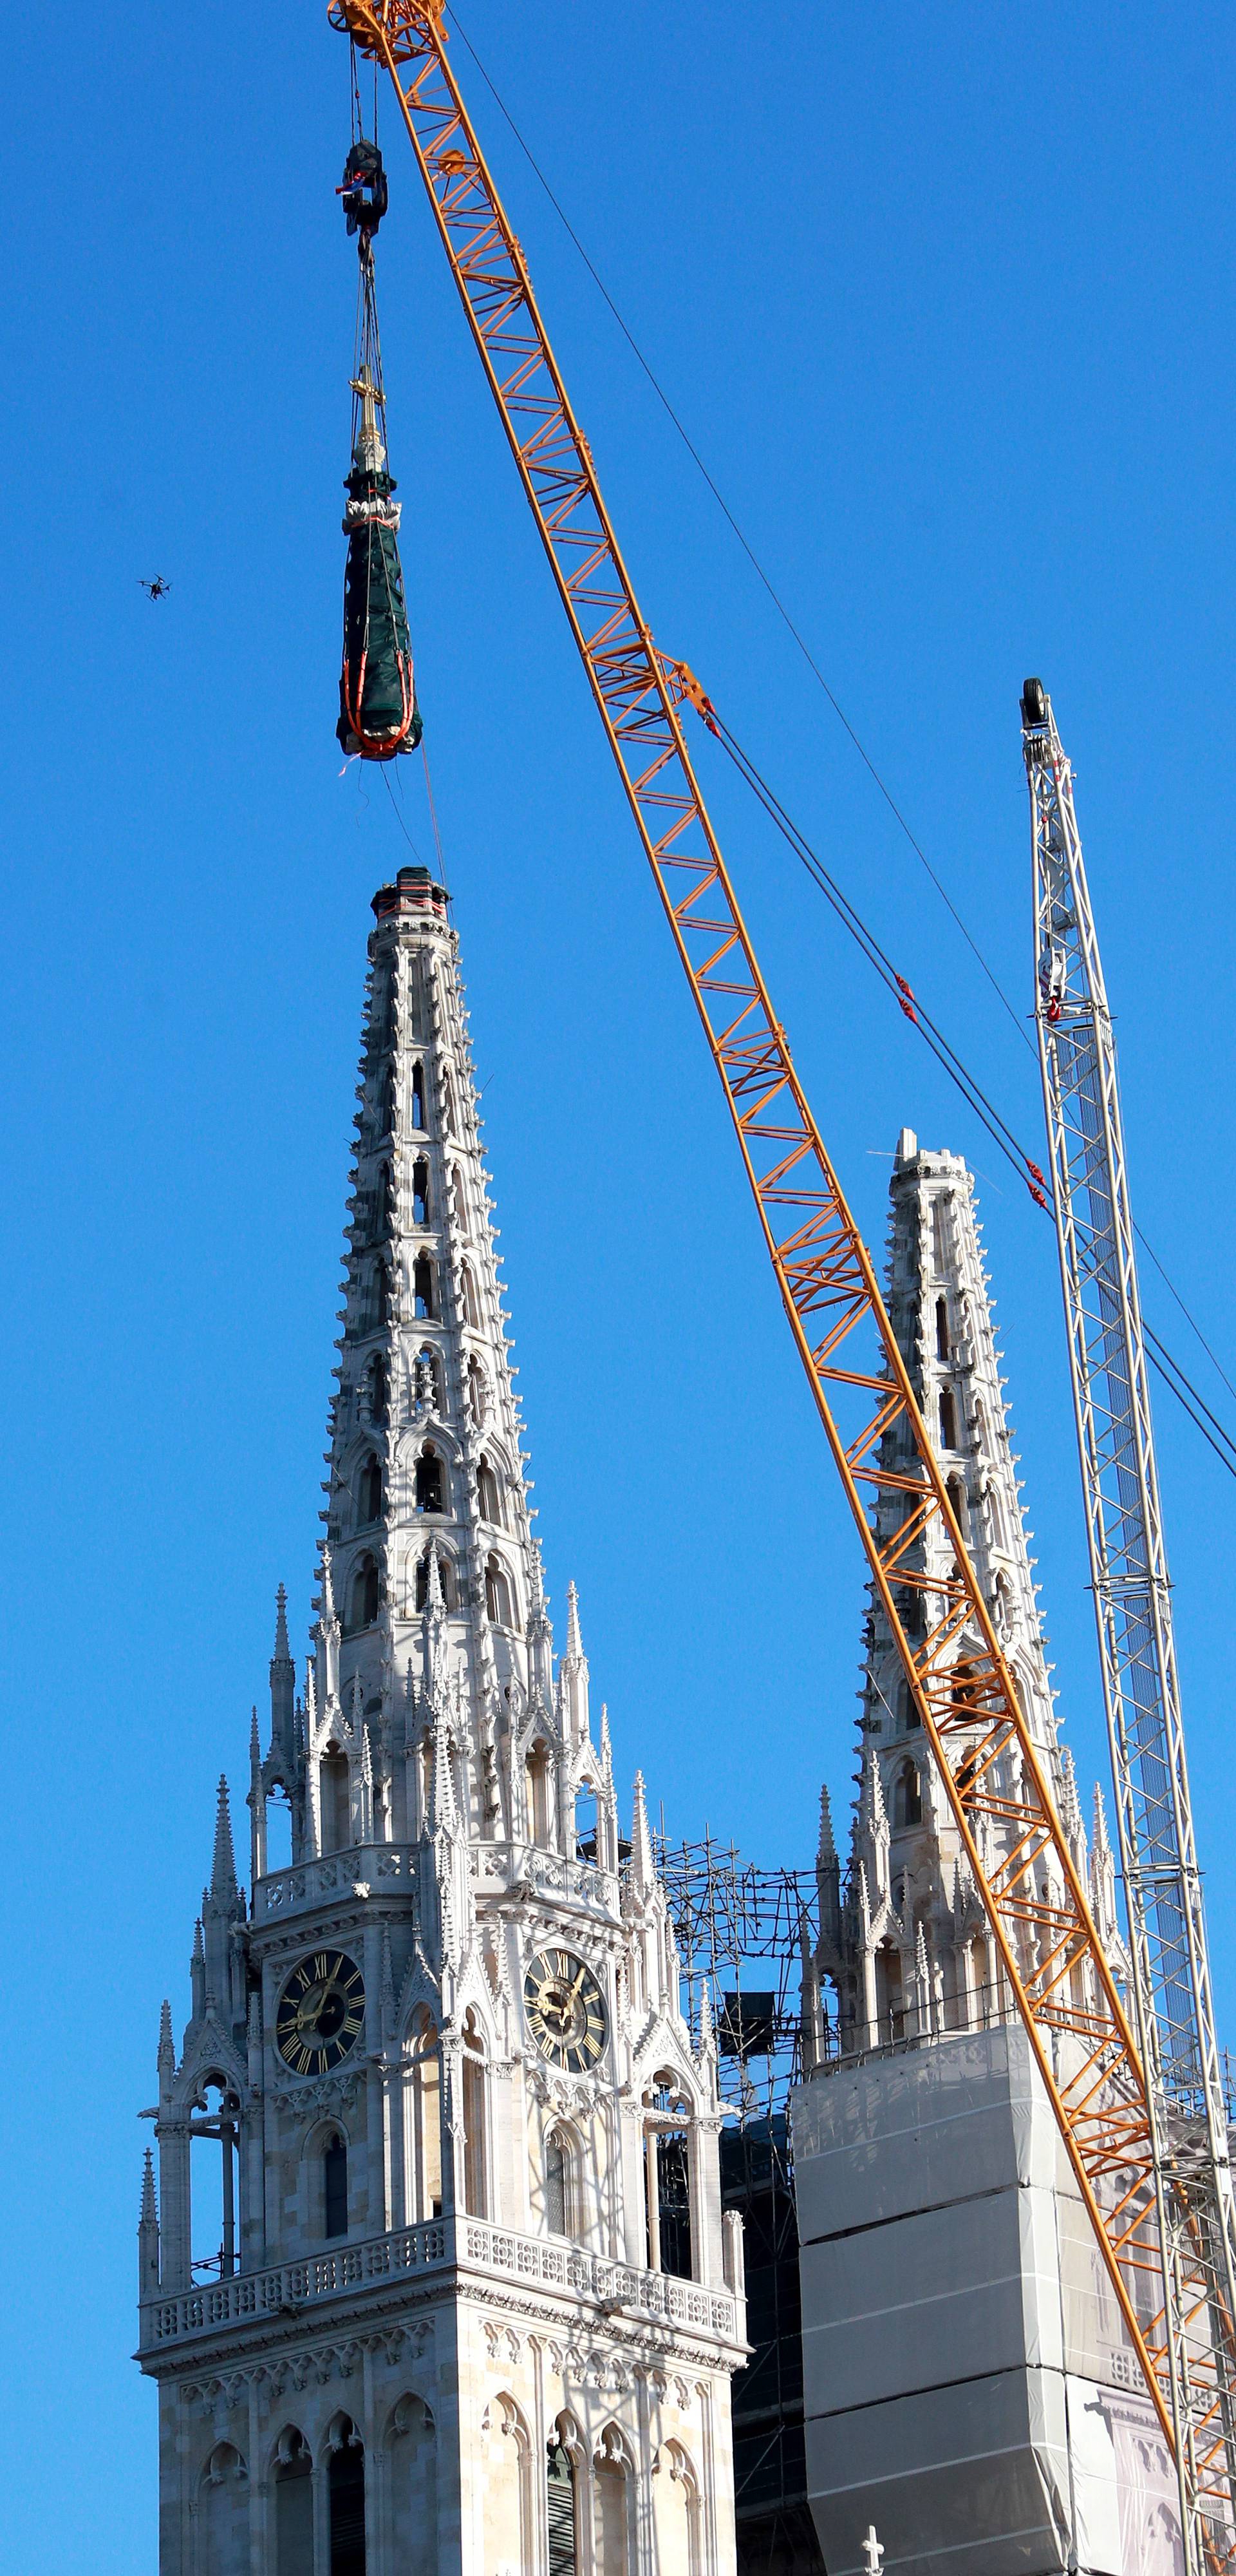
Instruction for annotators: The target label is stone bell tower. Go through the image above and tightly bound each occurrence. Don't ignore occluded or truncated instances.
[137,865,746,2573]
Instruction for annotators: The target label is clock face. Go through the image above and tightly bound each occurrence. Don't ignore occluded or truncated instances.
[524,1947,607,2073]
[275,1950,365,2076]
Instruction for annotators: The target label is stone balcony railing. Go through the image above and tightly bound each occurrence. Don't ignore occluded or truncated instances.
[252,1839,620,1926]
[139,2216,740,2354]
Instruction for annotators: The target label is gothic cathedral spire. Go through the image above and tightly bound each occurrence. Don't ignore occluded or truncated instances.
[138,867,745,2576]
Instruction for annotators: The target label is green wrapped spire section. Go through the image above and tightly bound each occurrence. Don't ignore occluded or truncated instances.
[337,361,422,760]
[336,169,422,764]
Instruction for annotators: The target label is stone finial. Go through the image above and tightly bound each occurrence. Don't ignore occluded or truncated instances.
[210,1775,239,1906]
[630,1772,655,1894]
[861,2528,885,2576]
[818,1781,838,1865]
[157,1996,176,2078]
[139,2146,158,2227]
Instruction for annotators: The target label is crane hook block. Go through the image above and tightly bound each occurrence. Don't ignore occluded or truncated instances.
[340,138,388,239]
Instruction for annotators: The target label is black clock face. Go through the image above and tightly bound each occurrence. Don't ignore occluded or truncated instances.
[524,1947,607,2073]
[276,1950,365,2076]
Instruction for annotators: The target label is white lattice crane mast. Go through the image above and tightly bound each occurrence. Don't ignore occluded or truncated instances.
[1023,676,1236,2570]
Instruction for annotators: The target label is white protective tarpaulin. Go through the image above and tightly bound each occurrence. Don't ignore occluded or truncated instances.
[790,2025,1180,2576]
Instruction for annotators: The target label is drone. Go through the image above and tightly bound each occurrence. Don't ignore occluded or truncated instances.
[138,576,171,600]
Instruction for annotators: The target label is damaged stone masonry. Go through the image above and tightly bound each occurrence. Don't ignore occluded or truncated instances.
[138,866,747,2575]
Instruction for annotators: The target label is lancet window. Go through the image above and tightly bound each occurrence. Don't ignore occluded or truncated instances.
[461,2011,488,2218]
[346,1555,379,1634]
[413,1255,434,1320]
[320,1747,351,1852]
[324,2132,348,2240]
[415,1548,457,1613]
[939,1387,958,1450]
[936,1294,950,1359]
[894,1760,922,1828]
[644,2074,693,2280]
[357,1452,383,1527]
[411,1059,426,1130]
[412,1157,430,1225]
[415,1446,444,1514]
[485,1555,514,1630]
[407,2011,442,2220]
[327,2419,366,2576]
[460,1262,480,1327]
[545,2128,569,2237]
[546,2435,578,2576]
[477,1454,503,1526]
[274,2431,312,2576]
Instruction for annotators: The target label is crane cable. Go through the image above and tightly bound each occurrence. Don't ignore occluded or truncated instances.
[444,6,1236,1472]
[700,697,1236,1484]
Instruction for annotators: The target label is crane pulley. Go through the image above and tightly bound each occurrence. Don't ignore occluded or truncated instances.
[321,1,1232,2557]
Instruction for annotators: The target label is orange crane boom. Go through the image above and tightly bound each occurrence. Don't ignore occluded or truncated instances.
[324,0,1221,2541]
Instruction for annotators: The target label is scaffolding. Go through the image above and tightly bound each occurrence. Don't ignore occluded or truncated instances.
[655,1828,827,2575]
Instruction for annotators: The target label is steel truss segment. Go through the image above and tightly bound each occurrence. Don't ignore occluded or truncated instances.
[1026,685,1236,2571]
[330,0,1212,2533]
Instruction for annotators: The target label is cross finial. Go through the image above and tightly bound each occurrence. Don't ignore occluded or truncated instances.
[861,2528,885,2576]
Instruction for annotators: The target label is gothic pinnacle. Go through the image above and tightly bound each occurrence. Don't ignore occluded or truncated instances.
[210,1774,239,1906]
[139,2146,158,2227]
[630,1772,655,1893]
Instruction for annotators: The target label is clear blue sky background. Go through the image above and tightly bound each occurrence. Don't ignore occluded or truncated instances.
[1,2,1233,2562]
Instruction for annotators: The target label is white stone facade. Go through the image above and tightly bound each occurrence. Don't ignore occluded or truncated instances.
[137,866,745,2574]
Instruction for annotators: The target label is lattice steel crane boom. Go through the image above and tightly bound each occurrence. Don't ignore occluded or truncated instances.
[323,3,1233,2552]
[1024,676,1236,2570]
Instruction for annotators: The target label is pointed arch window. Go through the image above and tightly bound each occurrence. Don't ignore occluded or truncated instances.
[460,1263,480,1329]
[546,2435,578,2576]
[644,2075,693,2280]
[442,1070,458,1137]
[451,1164,470,1236]
[324,2132,348,2240]
[545,2128,569,2237]
[377,1163,395,1237]
[367,1354,388,1428]
[327,2419,366,2576]
[379,1064,396,1138]
[373,1262,389,1326]
[412,1157,430,1226]
[320,1747,351,1852]
[477,1455,504,1527]
[939,1387,958,1450]
[527,1739,552,1848]
[357,1452,383,1528]
[274,2430,312,2576]
[594,2434,630,2574]
[415,1446,444,1515]
[946,1472,966,1537]
[346,1555,379,1636]
[411,1059,426,1130]
[408,2010,442,2220]
[413,1255,434,1320]
[935,1295,950,1360]
[485,1555,514,1631]
[415,1548,457,1614]
[893,1761,922,1829]
[461,2011,488,2218]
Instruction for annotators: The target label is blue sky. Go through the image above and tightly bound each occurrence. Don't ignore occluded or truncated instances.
[2,3,1234,2563]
